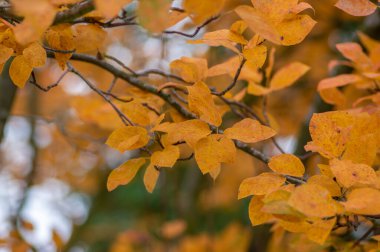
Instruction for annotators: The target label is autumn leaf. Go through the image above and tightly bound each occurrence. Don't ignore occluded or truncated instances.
[306,217,336,245]
[308,175,341,197]
[288,184,338,218]
[153,119,211,148]
[238,173,285,199]
[0,45,13,65]
[73,24,107,53]
[248,196,272,226]
[94,0,132,19]
[9,55,33,88]
[235,1,316,46]
[183,0,226,25]
[268,154,305,177]
[107,158,147,191]
[151,145,180,168]
[224,118,276,143]
[243,45,267,69]
[194,135,236,176]
[143,163,160,193]
[23,42,46,68]
[170,57,208,83]
[330,159,378,188]
[269,62,310,91]
[187,81,222,126]
[106,126,150,152]
[343,187,380,215]
[335,0,378,16]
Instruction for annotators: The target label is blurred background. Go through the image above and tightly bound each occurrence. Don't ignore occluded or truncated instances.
[0,0,379,251]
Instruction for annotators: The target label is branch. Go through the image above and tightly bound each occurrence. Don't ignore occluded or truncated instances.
[163,15,220,38]
[213,58,247,96]
[45,52,270,164]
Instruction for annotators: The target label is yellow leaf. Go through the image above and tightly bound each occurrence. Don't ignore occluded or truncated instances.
[9,55,33,88]
[170,57,207,83]
[343,187,380,215]
[243,45,267,69]
[189,29,247,53]
[230,20,248,35]
[224,118,276,143]
[151,145,180,168]
[308,175,341,197]
[45,24,75,70]
[238,173,285,199]
[330,159,377,188]
[107,158,147,191]
[73,24,106,53]
[247,82,271,96]
[335,0,377,16]
[235,5,281,44]
[248,196,272,226]
[288,184,337,218]
[143,163,160,193]
[121,100,151,126]
[12,0,56,44]
[94,0,132,19]
[137,0,173,33]
[183,0,226,25]
[305,111,378,165]
[268,154,305,177]
[106,126,150,152]
[318,74,363,91]
[0,45,13,64]
[269,62,310,91]
[153,119,210,148]
[306,217,336,245]
[23,42,46,68]
[275,14,316,46]
[187,81,222,126]
[194,135,236,176]
[336,43,373,70]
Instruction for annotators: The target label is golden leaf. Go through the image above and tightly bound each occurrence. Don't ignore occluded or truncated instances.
[170,57,208,83]
[288,184,337,218]
[106,126,150,152]
[224,118,276,143]
[0,45,13,65]
[9,55,33,88]
[23,42,46,68]
[330,159,377,188]
[268,154,305,177]
[73,24,106,53]
[194,135,236,176]
[343,187,380,215]
[248,196,272,226]
[153,119,210,148]
[151,145,180,168]
[269,62,310,91]
[335,0,377,16]
[183,0,226,25]
[308,175,341,197]
[107,158,147,191]
[187,81,222,126]
[143,163,160,193]
[238,173,285,199]
[94,0,132,19]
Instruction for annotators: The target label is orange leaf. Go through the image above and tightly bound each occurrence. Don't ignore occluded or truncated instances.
[224,118,276,143]
[187,81,222,126]
[94,0,132,19]
[238,173,285,199]
[330,159,377,188]
[143,163,160,193]
[269,62,310,91]
[288,184,338,218]
[151,145,180,168]
[106,126,150,152]
[183,0,226,25]
[343,187,380,215]
[9,55,33,88]
[335,0,377,16]
[107,158,147,191]
[268,154,305,177]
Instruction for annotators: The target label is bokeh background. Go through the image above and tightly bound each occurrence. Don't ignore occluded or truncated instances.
[0,0,379,251]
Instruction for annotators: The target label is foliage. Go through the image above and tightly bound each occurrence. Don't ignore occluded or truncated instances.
[0,0,379,251]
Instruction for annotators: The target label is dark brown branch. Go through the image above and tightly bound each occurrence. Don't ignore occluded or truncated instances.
[213,58,247,96]
[163,15,220,38]
[45,52,270,164]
